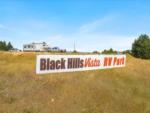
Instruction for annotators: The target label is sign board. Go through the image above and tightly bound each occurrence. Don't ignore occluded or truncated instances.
[36,54,126,74]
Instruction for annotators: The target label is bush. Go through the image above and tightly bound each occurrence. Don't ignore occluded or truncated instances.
[92,51,100,54]
[132,34,150,59]
[101,48,117,54]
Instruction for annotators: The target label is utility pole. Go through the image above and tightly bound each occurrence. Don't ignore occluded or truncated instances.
[73,41,76,52]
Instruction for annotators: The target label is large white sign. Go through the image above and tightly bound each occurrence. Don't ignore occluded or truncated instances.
[36,54,126,74]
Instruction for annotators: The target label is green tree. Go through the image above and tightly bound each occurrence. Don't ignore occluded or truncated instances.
[0,41,13,51]
[0,41,7,50]
[102,48,117,54]
[132,34,150,59]
[7,42,13,50]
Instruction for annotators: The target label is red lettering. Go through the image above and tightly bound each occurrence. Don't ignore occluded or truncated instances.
[113,57,125,66]
[104,57,112,66]
[84,58,100,67]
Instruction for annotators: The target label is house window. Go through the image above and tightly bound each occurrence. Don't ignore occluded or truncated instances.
[24,45,28,48]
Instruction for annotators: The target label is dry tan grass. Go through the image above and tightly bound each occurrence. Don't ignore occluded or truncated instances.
[0,52,150,113]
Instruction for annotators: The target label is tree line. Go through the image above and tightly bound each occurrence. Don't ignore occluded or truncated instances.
[0,41,13,51]
[97,34,150,59]
[0,34,150,59]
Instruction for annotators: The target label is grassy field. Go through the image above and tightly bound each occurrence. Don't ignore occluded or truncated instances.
[0,52,150,113]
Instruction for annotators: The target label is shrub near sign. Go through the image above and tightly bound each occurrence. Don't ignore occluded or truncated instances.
[36,55,126,74]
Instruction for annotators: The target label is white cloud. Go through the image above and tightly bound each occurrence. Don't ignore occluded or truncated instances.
[42,33,135,52]
[69,33,135,52]
[79,15,115,33]
[0,17,136,52]
[36,14,135,52]
[70,15,135,52]
[0,24,12,31]
[0,24,6,29]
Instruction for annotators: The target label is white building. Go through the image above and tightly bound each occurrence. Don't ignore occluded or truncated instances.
[23,42,50,52]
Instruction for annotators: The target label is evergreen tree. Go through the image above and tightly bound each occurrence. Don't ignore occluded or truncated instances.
[7,42,13,50]
[0,41,13,51]
[132,34,150,59]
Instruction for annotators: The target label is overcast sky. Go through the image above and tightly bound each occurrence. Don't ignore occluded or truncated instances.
[0,0,150,51]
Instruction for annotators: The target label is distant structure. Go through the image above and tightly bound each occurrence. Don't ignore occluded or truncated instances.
[23,42,66,52]
[73,41,77,52]
[23,42,49,52]
[48,47,66,52]
[74,41,76,51]
[51,47,60,51]
[9,48,21,52]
